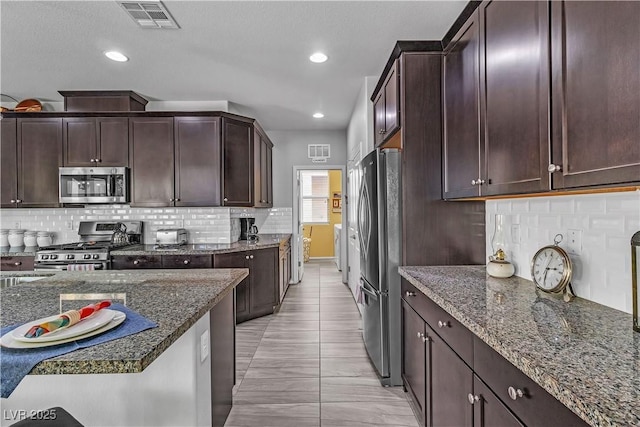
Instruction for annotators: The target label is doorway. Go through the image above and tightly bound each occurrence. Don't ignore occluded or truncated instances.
[292,165,347,284]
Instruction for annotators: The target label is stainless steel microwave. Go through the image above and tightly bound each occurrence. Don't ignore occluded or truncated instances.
[59,167,129,204]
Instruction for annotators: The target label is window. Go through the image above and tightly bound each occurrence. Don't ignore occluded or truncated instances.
[301,170,329,223]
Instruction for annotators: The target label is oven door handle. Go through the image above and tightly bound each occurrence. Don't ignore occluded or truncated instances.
[35,263,105,271]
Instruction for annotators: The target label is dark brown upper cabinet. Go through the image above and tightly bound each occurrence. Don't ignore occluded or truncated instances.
[254,127,273,208]
[129,117,175,207]
[222,118,253,207]
[373,59,400,148]
[174,116,221,207]
[1,118,18,208]
[443,11,482,199]
[15,118,63,208]
[479,0,550,196]
[63,117,129,167]
[550,1,640,189]
[444,2,550,199]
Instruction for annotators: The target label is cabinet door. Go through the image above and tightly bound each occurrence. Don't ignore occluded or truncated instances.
[63,117,97,166]
[443,12,482,199]
[430,324,473,427]
[249,248,277,315]
[1,256,34,271]
[401,301,427,425]
[473,376,524,427]
[480,1,550,195]
[222,118,253,207]
[1,118,18,207]
[17,118,62,207]
[174,116,221,207]
[373,91,386,147]
[129,117,174,207]
[259,137,268,205]
[265,141,273,206]
[96,117,129,166]
[550,1,640,188]
[383,60,400,139]
[214,251,250,322]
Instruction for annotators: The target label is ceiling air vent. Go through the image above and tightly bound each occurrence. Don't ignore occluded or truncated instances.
[308,144,330,163]
[117,1,179,29]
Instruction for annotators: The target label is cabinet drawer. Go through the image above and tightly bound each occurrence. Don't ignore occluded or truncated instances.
[111,255,162,269]
[402,279,473,365]
[474,337,587,427]
[1,256,35,271]
[162,255,212,269]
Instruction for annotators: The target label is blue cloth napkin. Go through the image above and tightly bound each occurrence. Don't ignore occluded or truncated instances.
[0,304,157,398]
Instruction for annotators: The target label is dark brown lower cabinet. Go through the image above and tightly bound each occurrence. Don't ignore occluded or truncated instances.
[213,248,278,323]
[402,283,588,427]
[473,376,524,427]
[111,254,212,270]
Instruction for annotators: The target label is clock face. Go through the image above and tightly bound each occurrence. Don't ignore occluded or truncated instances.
[531,247,570,292]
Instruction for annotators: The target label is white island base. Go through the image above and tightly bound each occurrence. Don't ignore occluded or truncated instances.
[2,313,212,427]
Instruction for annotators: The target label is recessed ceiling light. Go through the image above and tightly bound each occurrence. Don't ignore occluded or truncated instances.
[313,112,325,119]
[309,52,328,63]
[104,51,129,62]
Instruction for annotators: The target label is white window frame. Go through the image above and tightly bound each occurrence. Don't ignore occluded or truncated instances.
[301,170,329,224]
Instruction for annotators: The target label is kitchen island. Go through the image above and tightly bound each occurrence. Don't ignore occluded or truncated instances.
[399,266,640,427]
[0,268,247,427]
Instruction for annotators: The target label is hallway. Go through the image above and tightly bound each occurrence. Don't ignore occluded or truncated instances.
[224,260,418,427]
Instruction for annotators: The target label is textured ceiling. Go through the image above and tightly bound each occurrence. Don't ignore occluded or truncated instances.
[0,1,467,131]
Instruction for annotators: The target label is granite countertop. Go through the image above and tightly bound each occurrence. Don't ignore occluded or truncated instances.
[0,268,248,375]
[112,234,291,256]
[398,266,640,427]
[0,247,38,256]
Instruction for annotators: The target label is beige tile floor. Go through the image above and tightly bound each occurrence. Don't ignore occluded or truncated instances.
[225,260,419,427]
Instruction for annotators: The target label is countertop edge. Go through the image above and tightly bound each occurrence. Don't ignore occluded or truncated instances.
[25,270,247,376]
[398,266,612,427]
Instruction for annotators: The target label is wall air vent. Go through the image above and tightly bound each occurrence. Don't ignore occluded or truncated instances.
[117,1,179,29]
[308,144,330,163]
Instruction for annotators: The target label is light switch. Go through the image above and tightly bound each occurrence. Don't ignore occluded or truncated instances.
[200,330,209,363]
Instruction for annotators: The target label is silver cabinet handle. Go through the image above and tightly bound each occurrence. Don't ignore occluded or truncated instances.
[14,262,21,266]
[471,179,486,186]
[438,320,450,328]
[96,159,101,163]
[245,255,250,260]
[133,260,140,265]
[508,386,524,400]
[223,197,228,202]
[183,259,190,265]
[90,159,95,163]
[471,179,477,186]
[170,198,175,202]
[16,199,21,203]
[468,394,479,404]
[250,255,254,259]
[477,179,485,185]
[405,291,416,297]
[548,164,562,173]
[10,199,15,203]
[417,332,429,342]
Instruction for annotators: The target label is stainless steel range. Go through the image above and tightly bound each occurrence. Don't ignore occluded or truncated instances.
[35,221,142,271]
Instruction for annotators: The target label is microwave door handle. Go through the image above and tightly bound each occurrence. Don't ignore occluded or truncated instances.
[107,175,114,197]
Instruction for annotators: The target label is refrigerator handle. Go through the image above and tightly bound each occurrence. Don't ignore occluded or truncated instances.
[359,278,379,301]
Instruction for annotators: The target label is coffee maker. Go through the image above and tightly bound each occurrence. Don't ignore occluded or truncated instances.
[240,218,259,242]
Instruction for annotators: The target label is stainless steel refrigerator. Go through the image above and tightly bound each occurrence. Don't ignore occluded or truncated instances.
[357,148,402,386]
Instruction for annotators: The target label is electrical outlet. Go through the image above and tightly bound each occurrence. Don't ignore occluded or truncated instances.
[200,330,209,363]
[14,221,21,229]
[511,224,521,244]
[65,220,74,230]
[567,229,582,255]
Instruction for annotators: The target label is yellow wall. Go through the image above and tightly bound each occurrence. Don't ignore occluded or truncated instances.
[303,170,342,258]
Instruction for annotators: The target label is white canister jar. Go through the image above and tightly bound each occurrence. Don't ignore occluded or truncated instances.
[24,231,38,247]
[0,230,8,247]
[8,229,26,247]
[37,231,53,247]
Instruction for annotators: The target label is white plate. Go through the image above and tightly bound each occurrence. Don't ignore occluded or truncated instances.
[11,309,117,343]
[0,311,126,349]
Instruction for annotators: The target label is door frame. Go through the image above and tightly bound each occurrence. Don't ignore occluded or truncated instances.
[292,164,347,284]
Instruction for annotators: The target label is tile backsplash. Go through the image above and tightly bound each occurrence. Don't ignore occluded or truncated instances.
[0,206,293,245]
[486,191,640,313]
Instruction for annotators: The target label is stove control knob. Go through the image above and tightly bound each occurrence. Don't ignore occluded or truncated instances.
[67,254,74,260]
[84,254,91,259]
[50,254,58,260]
[92,254,100,259]
[41,255,49,260]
